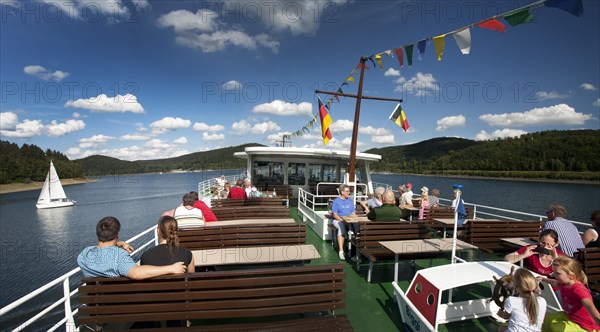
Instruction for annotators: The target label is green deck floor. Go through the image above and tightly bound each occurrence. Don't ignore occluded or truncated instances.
[293,207,506,332]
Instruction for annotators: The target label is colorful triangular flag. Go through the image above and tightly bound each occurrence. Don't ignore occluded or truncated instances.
[452,28,471,54]
[503,8,535,26]
[545,0,584,17]
[417,39,428,60]
[476,19,507,32]
[395,47,404,68]
[432,34,445,61]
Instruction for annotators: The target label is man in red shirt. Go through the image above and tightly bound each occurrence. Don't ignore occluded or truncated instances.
[188,191,218,222]
[227,179,247,199]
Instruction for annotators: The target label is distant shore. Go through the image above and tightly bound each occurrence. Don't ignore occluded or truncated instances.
[0,178,96,195]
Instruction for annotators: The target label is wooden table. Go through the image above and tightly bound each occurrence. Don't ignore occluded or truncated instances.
[380,238,478,283]
[431,218,465,238]
[192,244,320,267]
[204,218,296,227]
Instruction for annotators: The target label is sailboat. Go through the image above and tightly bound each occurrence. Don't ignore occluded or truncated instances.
[36,161,75,209]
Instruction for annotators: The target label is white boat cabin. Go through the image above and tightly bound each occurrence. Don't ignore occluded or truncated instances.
[234,146,382,198]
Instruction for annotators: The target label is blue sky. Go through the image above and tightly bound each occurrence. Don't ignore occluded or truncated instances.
[1,0,598,161]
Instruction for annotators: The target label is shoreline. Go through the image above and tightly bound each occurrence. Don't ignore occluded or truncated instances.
[0,178,97,195]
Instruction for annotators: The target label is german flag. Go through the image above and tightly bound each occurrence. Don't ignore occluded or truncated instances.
[318,97,333,145]
[389,104,409,132]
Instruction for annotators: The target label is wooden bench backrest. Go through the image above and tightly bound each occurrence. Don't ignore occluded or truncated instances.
[212,205,290,220]
[356,222,431,248]
[178,223,306,250]
[575,247,600,290]
[463,220,542,251]
[78,264,346,326]
[422,206,473,221]
[211,198,287,208]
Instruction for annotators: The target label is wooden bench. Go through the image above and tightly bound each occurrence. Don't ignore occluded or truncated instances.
[351,221,433,282]
[255,183,293,200]
[211,198,288,208]
[178,223,306,250]
[575,247,600,294]
[212,205,290,220]
[77,264,352,331]
[460,220,542,253]
[421,206,473,221]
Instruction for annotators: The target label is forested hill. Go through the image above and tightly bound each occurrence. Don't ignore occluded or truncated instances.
[2,130,599,184]
[366,130,600,180]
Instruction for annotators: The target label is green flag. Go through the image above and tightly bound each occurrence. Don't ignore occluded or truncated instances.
[504,8,534,26]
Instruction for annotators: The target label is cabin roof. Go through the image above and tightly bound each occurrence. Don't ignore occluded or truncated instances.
[414,261,516,290]
[234,147,381,162]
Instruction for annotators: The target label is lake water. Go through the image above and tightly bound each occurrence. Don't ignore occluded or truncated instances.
[0,171,598,328]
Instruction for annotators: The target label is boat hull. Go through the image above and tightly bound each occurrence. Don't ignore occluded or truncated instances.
[36,200,75,209]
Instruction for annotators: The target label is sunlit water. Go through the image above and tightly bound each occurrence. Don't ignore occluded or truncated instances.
[0,171,598,328]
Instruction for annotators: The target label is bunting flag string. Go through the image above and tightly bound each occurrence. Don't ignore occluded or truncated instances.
[281,0,583,143]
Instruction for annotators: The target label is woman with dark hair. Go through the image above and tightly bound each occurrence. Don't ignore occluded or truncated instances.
[504,229,565,278]
[141,215,195,273]
[582,210,600,248]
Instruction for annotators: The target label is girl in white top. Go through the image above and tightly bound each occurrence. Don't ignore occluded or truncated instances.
[498,268,547,332]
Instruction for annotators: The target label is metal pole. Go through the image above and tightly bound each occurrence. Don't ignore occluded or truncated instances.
[348,56,368,185]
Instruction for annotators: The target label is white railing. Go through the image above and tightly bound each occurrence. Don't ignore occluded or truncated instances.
[0,226,158,332]
[197,174,245,198]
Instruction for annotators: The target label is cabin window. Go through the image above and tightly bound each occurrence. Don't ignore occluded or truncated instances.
[252,161,284,186]
[288,163,306,185]
[308,164,339,184]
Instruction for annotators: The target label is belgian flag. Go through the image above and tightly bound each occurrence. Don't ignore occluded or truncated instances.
[389,103,410,132]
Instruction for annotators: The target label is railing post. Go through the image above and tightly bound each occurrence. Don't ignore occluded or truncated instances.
[63,277,76,332]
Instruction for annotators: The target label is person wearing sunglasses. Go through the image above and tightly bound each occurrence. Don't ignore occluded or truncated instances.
[504,229,565,278]
[331,184,357,260]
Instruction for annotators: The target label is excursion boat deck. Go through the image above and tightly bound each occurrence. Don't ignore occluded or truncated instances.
[1,146,593,331]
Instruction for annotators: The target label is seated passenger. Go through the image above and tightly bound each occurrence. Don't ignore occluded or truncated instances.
[141,215,194,273]
[429,188,441,207]
[331,184,357,260]
[582,210,600,248]
[227,179,247,199]
[367,189,401,221]
[418,187,430,220]
[188,191,218,222]
[360,186,384,215]
[503,229,565,278]
[219,182,231,199]
[163,193,204,228]
[77,216,185,279]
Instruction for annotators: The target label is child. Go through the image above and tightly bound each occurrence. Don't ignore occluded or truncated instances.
[498,268,547,332]
[538,256,600,331]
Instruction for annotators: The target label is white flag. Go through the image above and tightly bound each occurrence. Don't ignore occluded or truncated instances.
[453,28,471,55]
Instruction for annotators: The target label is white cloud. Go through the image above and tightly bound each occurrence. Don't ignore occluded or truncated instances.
[131,0,150,10]
[384,68,400,77]
[580,83,597,91]
[145,139,171,149]
[193,122,225,132]
[0,112,19,130]
[72,112,83,119]
[267,131,292,142]
[202,132,225,141]
[371,134,395,144]
[222,80,242,90]
[479,104,592,127]
[330,119,353,132]
[149,117,191,134]
[65,94,144,113]
[394,72,439,96]
[475,129,528,141]
[231,119,280,134]
[120,133,150,141]
[359,126,391,136]
[593,99,600,107]
[45,119,86,137]
[534,91,571,101]
[436,115,466,131]
[156,9,218,32]
[174,136,188,144]
[23,65,69,81]
[79,135,115,148]
[0,119,44,138]
[252,100,312,116]
[69,144,189,161]
[157,9,279,53]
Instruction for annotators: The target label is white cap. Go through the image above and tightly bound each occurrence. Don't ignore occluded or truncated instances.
[421,186,429,193]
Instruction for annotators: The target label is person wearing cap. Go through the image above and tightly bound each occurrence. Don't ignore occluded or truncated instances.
[405,183,414,198]
[418,186,430,220]
[399,184,413,208]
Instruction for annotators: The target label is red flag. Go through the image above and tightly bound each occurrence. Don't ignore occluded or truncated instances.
[477,19,507,32]
[395,47,404,68]
[318,97,333,145]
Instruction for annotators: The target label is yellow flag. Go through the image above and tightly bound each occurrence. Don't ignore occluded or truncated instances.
[346,76,355,83]
[433,34,446,61]
[375,54,383,69]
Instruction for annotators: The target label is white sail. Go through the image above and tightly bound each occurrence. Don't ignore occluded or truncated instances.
[36,161,75,209]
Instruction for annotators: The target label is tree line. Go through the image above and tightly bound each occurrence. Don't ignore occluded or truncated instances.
[1,130,599,184]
